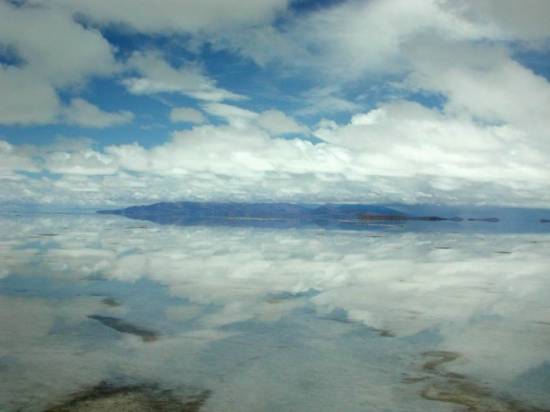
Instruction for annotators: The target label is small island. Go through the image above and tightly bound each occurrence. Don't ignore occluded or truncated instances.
[359,214,463,222]
[468,217,500,223]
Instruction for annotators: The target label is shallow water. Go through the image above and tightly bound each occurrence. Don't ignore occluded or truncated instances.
[1,213,549,411]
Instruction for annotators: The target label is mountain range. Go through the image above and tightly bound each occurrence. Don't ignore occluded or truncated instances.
[97,202,550,232]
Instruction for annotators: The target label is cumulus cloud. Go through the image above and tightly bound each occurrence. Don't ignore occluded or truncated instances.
[62,98,134,128]
[214,0,486,81]
[0,141,39,178]
[2,97,550,207]
[403,39,550,138]
[0,67,60,125]
[315,101,550,182]
[297,86,360,116]
[256,110,307,135]
[441,0,550,42]
[45,0,289,34]
[203,103,307,134]
[122,51,244,101]
[1,0,550,207]
[169,107,206,124]
[0,1,117,87]
[0,1,252,125]
[0,1,117,125]
[43,150,118,176]
[46,136,97,152]
[216,0,550,82]
[202,103,257,126]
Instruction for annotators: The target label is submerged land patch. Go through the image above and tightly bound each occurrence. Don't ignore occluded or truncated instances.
[410,351,550,412]
[44,382,210,412]
[88,315,158,342]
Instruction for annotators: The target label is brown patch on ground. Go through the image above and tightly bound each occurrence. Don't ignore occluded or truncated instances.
[409,351,550,412]
[422,351,461,372]
[401,376,429,384]
[88,315,158,342]
[376,329,395,337]
[44,382,210,412]
[101,298,121,307]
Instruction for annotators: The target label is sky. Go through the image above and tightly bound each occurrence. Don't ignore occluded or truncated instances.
[1,0,550,209]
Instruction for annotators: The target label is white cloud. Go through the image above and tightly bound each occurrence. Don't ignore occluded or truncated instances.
[256,110,306,135]
[203,103,306,134]
[202,103,257,126]
[169,107,206,124]
[0,67,60,125]
[214,0,489,81]
[0,1,117,87]
[403,39,550,138]
[442,0,550,43]
[0,2,252,125]
[212,0,550,124]
[44,149,118,176]
[46,0,290,34]
[1,0,550,207]
[0,141,39,178]
[0,1,117,125]
[47,136,96,152]
[221,0,549,79]
[297,86,360,116]
[2,97,550,207]
[123,51,244,101]
[62,98,134,128]
[315,100,550,183]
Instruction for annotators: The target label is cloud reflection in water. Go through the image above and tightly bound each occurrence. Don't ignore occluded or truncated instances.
[0,214,549,411]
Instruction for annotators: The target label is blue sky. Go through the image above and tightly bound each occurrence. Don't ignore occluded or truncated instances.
[1,0,550,208]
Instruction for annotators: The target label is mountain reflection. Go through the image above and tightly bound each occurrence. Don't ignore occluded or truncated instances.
[1,213,549,411]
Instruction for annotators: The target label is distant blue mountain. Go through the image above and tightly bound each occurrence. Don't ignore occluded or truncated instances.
[97,201,550,232]
[98,201,402,223]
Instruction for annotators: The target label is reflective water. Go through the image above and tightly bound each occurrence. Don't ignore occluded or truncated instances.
[1,213,549,411]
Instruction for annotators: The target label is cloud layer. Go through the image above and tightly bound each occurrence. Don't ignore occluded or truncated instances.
[1,0,550,207]
[2,99,550,208]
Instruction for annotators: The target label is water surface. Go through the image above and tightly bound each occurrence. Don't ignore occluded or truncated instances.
[1,213,549,411]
